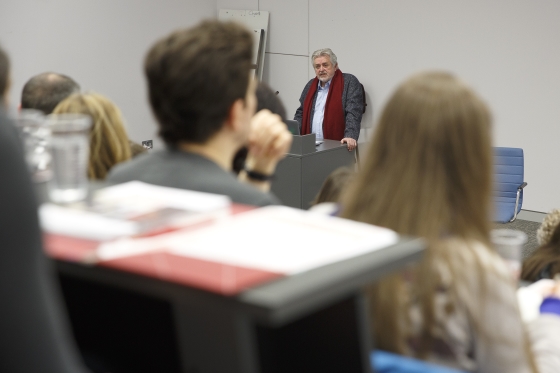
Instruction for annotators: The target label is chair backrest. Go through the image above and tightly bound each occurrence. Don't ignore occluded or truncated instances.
[371,351,467,373]
[493,147,524,222]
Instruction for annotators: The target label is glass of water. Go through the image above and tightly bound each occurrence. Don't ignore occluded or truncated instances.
[46,114,92,203]
[15,109,52,182]
[491,229,527,280]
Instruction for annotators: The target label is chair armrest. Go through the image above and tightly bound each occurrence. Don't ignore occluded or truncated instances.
[510,182,527,222]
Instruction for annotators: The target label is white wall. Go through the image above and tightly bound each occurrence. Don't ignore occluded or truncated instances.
[0,0,216,150]
[2,1,558,212]
[219,0,560,213]
[217,0,310,119]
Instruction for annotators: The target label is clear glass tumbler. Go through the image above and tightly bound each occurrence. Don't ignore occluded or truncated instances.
[46,114,92,203]
[15,109,52,182]
[491,229,527,279]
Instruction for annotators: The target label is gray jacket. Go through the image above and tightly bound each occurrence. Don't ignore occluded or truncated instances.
[108,148,279,207]
[293,73,364,141]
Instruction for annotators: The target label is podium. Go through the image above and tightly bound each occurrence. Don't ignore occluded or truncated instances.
[271,134,356,209]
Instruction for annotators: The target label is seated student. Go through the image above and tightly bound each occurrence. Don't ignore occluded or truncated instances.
[108,20,291,206]
[537,209,560,247]
[308,166,356,215]
[340,72,560,372]
[254,81,287,120]
[312,166,355,205]
[0,43,89,373]
[53,92,133,180]
[522,210,560,282]
[21,72,80,114]
[232,81,287,175]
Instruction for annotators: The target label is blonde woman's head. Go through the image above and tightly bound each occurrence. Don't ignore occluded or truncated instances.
[342,71,493,242]
[53,92,131,180]
[537,209,560,246]
[341,72,499,355]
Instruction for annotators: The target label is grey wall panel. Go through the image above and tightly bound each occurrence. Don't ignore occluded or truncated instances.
[262,53,309,121]
[0,0,216,151]
[259,0,308,56]
[308,0,560,212]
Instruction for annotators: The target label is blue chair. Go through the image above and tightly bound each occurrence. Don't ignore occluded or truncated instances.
[371,351,467,373]
[493,147,527,223]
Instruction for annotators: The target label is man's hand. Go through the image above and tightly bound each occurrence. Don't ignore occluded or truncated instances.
[240,110,292,191]
[341,137,357,151]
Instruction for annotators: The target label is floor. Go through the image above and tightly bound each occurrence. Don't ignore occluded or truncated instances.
[494,219,541,259]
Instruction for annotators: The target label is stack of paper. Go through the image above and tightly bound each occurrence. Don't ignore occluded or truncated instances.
[96,206,399,275]
[40,181,231,241]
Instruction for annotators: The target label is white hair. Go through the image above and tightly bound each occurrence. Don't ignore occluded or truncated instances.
[311,48,338,67]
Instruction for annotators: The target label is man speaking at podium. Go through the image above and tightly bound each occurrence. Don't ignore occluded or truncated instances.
[294,48,364,151]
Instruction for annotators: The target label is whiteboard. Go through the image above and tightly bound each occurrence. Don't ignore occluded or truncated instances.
[218,9,269,80]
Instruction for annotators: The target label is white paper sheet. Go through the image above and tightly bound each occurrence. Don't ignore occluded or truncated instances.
[40,181,231,241]
[40,204,139,241]
[166,206,398,274]
[94,181,231,213]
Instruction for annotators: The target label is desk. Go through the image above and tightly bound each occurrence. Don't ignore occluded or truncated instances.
[50,224,424,373]
[271,139,355,209]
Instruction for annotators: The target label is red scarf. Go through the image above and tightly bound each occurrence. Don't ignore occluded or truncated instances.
[301,68,345,140]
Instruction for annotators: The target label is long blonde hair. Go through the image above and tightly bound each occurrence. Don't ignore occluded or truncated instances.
[342,72,500,354]
[53,92,132,180]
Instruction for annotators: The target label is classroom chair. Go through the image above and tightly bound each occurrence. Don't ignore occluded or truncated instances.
[371,350,467,373]
[493,147,527,223]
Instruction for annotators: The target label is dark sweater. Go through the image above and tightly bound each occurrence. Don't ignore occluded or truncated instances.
[293,73,364,141]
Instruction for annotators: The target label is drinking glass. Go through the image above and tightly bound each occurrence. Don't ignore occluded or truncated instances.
[491,229,527,279]
[46,114,92,203]
[15,109,52,182]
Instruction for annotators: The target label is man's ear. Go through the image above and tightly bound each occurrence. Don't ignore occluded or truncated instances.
[334,63,339,70]
[225,98,245,132]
